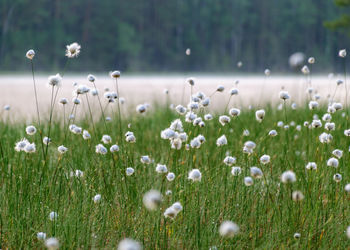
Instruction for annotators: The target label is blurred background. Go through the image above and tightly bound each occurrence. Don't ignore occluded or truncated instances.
[1,0,350,73]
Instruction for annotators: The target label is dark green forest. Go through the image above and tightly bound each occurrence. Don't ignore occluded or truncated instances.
[0,0,349,72]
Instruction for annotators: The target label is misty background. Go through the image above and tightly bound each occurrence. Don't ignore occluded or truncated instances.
[0,0,349,73]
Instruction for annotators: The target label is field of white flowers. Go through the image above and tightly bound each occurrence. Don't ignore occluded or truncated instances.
[1,45,350,249]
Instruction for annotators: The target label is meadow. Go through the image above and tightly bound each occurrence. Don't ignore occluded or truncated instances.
[1,46,350,249]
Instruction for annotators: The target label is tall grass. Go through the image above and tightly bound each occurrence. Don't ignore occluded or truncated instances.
[1,101,350,249]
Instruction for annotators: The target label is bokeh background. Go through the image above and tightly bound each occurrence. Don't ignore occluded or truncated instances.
[1,0,349,73]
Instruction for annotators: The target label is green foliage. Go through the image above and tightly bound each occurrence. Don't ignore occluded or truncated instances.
[325,0,350,37]
[1,102,350,248]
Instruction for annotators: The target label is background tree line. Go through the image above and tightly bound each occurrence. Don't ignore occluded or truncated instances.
[0,0,349,73]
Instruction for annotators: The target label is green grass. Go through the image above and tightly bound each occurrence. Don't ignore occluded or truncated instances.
[0,99,350,249]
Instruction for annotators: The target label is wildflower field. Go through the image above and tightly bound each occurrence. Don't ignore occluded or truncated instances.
[1,46,350,249]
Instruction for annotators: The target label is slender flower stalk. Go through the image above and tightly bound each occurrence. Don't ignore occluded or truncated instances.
[28,51,45,159]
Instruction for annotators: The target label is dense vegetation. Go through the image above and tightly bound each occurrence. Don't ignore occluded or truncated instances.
[0,0,349,72]
[2,72,350,248]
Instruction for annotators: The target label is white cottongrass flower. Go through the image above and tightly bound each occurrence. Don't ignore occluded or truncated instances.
[277,121,284,127]
[255,109,265,122]
[69,125,82,134]
[217,85,225,92]
[292,191,304,202]
[175,105,187,115]
[93,194,101,203]
[167,172,175,181]
[201,97,210,107]
[90,88,99,96]
[268,130,278,136]
[66,42,81,58]
[24,143,36,153]
[250,167,263,179]
[26,49,35,60]
[216,135,227,147]
[308,57,315,64]
[332,102,343,111]
[327,157,339,168]
[279,91,290,100]
[126,167,135,176]
[164,202,183,219]
[125,132,136,143]
[143,190,162,211]
[291,102,297,109]
[47,74,62,87]
[140,155,151,164]
[332,149,343,159]
[325,122,335,131]
[95,144,107,155]
[318,132,333,144]
[188,169,202,182]
[229,108,241,117]
[281,170,296,183]
[170,119,183,132]
[306,162,317,170]
[230,88,239,95]
[301,65,310,74]
[59,97,68,105]
[165,190,172,196]
[72,97,81,105]
[87,74,96,82]
[345,184,350,193]
[264,69,271,76]
[243,129,250,136]
[171,138,182,150]
[188,102,199,111]
[45,237,59,250]
[101,135,112,144]
[70,170,84,178]
[117,238,142,250]
[231,167,242,176]
[57,145,68,154]
[110,70,121,78]
[186,77,195,86]
[223,156,236,166]
[136,104,147,113]
[311,119,322,128]
[344,129,350,136]
[322,113,332,122]
[75,85,90,95]
[83,130,91,140]
[49,211,58,221]
[110,144,120,153]
[37,232,46,240]
[161,128,176,139]
[185,112,197,123]
[244,176,254,186]
[15,138,29,152]
[26,125,37,135]
[294,232,301,239]
[339,49,347,58]
[204,113,213,120]
[156,164,168,174]
[333,173,342,182]
[260,155,270,164]
[244,141,256,150]
[219,221,239,238]
[308,101,318,110]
